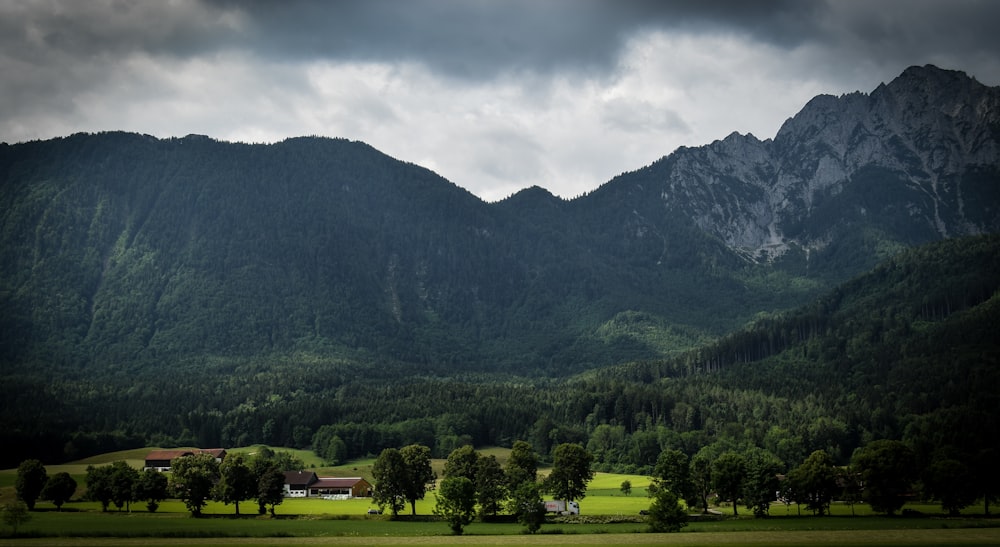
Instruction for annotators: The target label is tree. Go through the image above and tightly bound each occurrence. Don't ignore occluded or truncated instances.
[85,465,114,512]
[620,480,632,496]
[257,466,286,516]
[851,440,915,515]
[169,453,220,517]
[434,476,477,535]
[248,452,278,514]
[974,448,1000,516]
[443,445,479,482]
[742,449,782,518]
[372,448,407,516]
[400,444,435,515]
[215,453,256,515]
[805,417,849,463]
[15,459,48,510]
[712,451,746,516]
[475,454,507,517]
[108,461,139,512]
[326,435,348,466]
[1,502,31,535]
[133,469,168,512]
[545,443,594,503]
[509,481,546,534]
[788,450,838,516]
[779,469,803,516]
[271,451,305,472]
[689,453,713,514]
[923,452,977,516]
[652,449,692,503]
[587,423,626,466]
[837,465,863,516]
[646,488,688,533]
[505,440,538,491]
[41,472,77,511]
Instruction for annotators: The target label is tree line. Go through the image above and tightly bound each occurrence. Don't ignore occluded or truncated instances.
[369,441,596,535]
[9,447,304,519]
[9,434,996,537]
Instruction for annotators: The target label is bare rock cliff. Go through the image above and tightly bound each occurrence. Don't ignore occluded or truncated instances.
[655,65,1000,260]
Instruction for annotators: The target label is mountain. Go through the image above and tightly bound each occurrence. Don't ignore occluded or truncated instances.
[0,134,783,375]
[576,65,1000,272]
[1,65,998,378]
[1,64,999,466]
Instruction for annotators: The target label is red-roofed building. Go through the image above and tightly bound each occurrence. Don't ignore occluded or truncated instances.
[144,448,227,471]
[309,477,372,498]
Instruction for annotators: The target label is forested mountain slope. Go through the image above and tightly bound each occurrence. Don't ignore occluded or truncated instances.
[1,65,998,466]
[600,235,999,462]
[0,132,787,375]
[2,235,996,470]
[0,132,807,375]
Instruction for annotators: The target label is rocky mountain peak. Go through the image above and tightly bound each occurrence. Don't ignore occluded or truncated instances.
[640,65,1000,261]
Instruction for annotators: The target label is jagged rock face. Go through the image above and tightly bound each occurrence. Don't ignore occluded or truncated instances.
[653,65,1000,259]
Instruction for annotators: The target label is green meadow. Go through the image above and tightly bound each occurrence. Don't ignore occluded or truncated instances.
[2,449,999,546]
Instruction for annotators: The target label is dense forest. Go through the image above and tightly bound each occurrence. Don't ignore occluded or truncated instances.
[3,235,997,476]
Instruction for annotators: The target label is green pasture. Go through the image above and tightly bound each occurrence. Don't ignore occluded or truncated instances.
[3,512,1000,547]
[229,446,326,469]
[3,448,1000,545]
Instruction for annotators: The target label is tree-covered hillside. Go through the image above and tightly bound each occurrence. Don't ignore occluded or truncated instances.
[2,234,997,471]
[0,132,826,380]
[597,235,999,465]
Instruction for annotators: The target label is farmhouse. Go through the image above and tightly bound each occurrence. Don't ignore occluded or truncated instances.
[282,471,372,498]
[144,448,227,471]
[283,471,317,497]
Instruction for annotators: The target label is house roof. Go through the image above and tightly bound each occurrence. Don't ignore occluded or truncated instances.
[283,471,318,486]
[312,477,369,488]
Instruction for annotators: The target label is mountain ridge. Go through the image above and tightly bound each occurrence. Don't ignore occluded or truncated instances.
[580,65,999,265]
[1,65,998,376]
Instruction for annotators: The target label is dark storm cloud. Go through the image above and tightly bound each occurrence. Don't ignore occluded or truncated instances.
[0,0,813,122]
[3,0,999,199]
[4,1,996,91]
[825,1,1000,70]
[203,0,822,78]
[0,1,242,126]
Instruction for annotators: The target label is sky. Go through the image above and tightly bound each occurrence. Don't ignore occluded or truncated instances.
[3,1,1000,202]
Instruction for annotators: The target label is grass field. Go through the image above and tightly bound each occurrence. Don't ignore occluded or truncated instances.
[2,525,1000,547]
[3,448,1000,546]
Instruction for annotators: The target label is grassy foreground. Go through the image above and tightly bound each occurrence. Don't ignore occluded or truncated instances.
[3,503,999,547]
[2,528,1000,547]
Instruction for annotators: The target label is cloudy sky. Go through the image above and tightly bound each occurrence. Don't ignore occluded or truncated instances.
[3,1,999,201]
